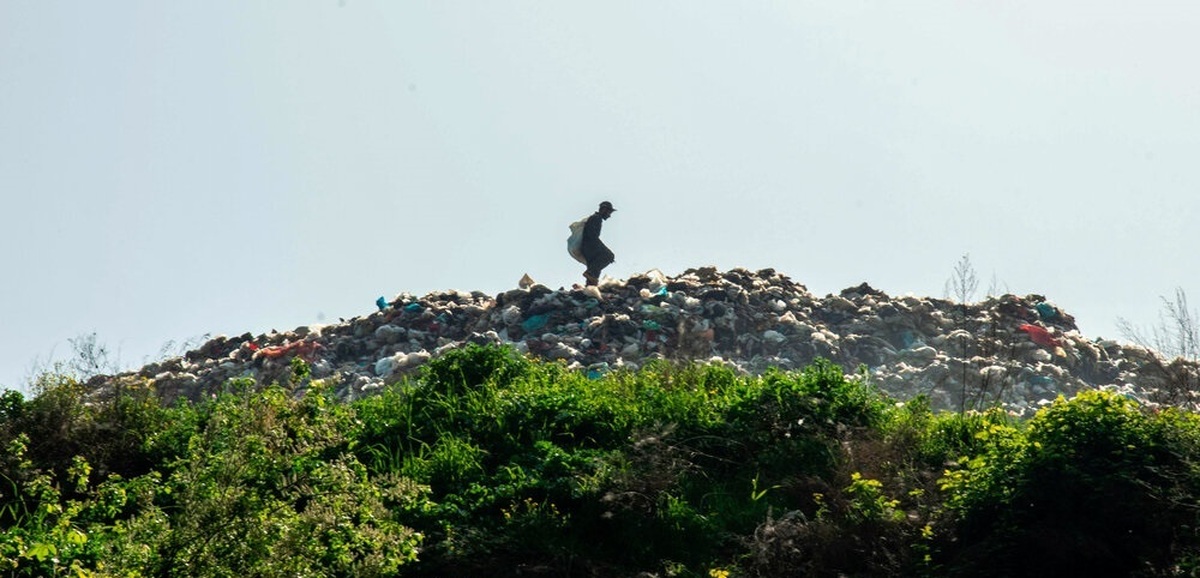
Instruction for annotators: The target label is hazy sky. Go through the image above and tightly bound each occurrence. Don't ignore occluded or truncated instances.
[3,2,1198,391]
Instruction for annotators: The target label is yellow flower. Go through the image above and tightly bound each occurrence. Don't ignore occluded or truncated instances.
[709,569,730,578]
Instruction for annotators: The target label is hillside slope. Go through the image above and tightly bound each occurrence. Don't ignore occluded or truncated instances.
[103,267,1198,412]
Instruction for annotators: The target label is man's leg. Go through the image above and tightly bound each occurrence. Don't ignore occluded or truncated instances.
[584,259,600,286]
[587,248,613,286]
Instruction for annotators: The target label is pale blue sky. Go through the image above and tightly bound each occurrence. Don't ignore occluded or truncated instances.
[3,2,1197,391]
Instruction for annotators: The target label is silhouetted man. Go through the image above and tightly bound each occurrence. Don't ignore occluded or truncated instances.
[581,201,616,286]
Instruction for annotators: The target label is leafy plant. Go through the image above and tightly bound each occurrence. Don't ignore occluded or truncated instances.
[938,390,1200,577]
[10,343,1200,577]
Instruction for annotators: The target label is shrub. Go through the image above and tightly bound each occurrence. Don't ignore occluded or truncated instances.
[0,435,95,576]
[743,472,916,577]
[19,344,1200,577]
[938,390,1200,577]
[137,383,425,577]
[420,343,531,395]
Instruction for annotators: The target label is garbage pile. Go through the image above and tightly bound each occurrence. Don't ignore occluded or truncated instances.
[102,267,1200,414]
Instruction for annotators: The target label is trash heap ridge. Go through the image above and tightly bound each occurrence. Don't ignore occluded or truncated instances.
[102,267,1198,413]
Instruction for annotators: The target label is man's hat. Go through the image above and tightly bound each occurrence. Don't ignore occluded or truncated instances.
[599,201,616,212]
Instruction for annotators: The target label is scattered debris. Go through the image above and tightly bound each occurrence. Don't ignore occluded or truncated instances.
[94,267,1200,413]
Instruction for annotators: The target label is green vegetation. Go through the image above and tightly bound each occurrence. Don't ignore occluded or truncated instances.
[4,343,1200,576]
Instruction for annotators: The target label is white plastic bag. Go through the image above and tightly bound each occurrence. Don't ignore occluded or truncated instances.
[567,217,588,264]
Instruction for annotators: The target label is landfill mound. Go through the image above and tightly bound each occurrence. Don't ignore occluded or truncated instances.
[104,267,1200,413]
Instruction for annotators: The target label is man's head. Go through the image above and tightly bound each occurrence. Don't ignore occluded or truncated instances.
[598,201,616,218]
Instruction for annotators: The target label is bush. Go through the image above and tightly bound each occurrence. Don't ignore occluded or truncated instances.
[140,384,423,577]
[743,472,918,578]
[938,390,1200,577]
[420,343,532,395]
[15,343,1200,577]
[1,376,426,577]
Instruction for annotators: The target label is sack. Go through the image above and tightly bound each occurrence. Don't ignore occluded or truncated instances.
[567,217,588,264]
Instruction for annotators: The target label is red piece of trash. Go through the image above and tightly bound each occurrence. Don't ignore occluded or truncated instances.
[1018,323,1062,348]
[254,340,322,361]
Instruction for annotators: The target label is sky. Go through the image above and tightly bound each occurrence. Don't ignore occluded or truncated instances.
[2,2,1198,392]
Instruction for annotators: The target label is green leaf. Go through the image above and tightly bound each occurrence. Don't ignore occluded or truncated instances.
[24,541,57,561]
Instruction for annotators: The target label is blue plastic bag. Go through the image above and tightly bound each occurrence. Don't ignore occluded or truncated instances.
[1035,302,1058,321]
[522,314,550,333]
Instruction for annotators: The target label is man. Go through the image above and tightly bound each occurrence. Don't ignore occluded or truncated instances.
[581,201,616,286]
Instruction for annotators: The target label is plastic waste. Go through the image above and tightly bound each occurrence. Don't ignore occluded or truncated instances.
[519,273,535,289]
[1018,323,1061,348]
[374,356,397,378]
[374,325,405,343]
[645,269,668,290]
[1018,323,1066,356]
[122,266,1179,415]
[376,296,388,311]
[763,330,787,344]
[501,305,522,325]
[1035,302,1058,321]
[567,218,588,265]
[522,314,550,333]
[256,340,322,361]
[1029,375,1056,387]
